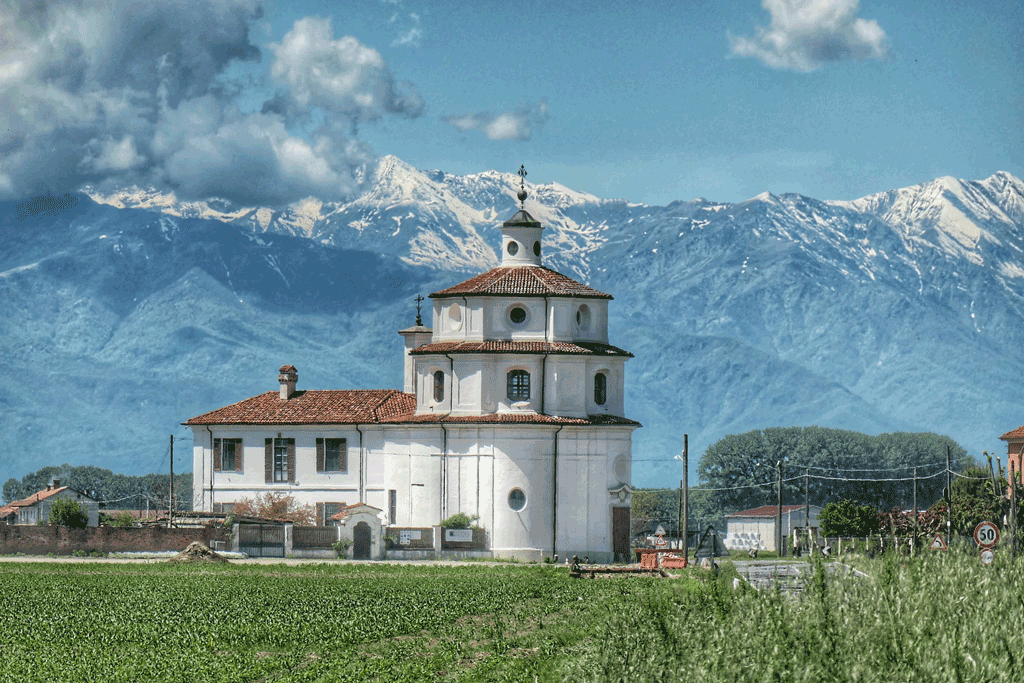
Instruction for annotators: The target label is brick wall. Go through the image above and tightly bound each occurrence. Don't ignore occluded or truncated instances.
[0,525,229,555]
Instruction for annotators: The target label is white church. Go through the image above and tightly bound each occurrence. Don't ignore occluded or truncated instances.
[186,172,640,562]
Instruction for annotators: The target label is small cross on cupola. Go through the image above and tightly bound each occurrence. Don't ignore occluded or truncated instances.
[501,164,544,267]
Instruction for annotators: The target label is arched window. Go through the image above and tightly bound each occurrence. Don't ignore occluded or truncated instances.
[433,370,444,403]
[507,370,530,401]
[595,372,607,405]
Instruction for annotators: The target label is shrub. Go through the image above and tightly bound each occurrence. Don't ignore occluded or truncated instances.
[332,538,352,558]
[820,499,878,537]
[440,512,479,529]
[102,511,136,528]
[49,498,89,528]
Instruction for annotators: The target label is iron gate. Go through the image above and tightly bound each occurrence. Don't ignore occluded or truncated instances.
[238,523,285,558]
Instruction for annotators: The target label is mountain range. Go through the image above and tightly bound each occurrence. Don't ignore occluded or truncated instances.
[2,157,1022,491]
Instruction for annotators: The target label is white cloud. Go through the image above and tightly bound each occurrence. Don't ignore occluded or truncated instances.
[0,2,424,206]
[442,101,550,141]
[729,0,888,72]
[391,26,422,48]
[269,17,424,121]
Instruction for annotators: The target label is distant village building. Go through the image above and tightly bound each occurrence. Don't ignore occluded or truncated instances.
[1001,424,1024,485]
[725,504,821,553]
[185,174,640,562]
[0,480,100,527]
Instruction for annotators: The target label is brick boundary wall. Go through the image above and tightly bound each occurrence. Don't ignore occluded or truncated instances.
[0,525,230,555]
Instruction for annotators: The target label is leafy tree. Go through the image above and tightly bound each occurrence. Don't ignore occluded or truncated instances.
[3,478,20,504]
[819,499,879,537]
[3,464,193,510]
[931,465,1013,535]
[698,427,969,519]
[100,511,137,528]
[232,492,315,525]
[49,498,89,528]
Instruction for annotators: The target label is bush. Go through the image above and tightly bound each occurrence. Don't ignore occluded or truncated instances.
[332,538,352,558]
[49,498,89,528]
[102,511,136,528]
[820,499,878,537]
[440,512,479,529]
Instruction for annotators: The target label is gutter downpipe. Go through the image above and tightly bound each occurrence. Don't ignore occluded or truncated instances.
[552,424,564,558]
[440,352,456,522]
[540,296,550,415]
[355,424,364,503]
[204,425,214,511]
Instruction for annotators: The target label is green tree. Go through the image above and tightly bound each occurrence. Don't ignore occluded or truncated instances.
[819,499,879,537]
[49,498,89,528]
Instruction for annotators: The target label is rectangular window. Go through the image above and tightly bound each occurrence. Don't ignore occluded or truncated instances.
[389,489,397,525]
[324,502,346,525]
[274,439,289,482]
[214,502,237,514]
[214,438,243,472]
[325,438,346,472]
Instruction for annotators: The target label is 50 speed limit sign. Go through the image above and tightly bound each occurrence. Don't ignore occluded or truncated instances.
[974,521,999,549]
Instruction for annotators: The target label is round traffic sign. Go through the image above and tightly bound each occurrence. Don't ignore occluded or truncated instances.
[974,521,999,549]
[980,548,995,566]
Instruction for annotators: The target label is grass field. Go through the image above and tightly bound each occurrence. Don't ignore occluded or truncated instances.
[0,552,1021,682]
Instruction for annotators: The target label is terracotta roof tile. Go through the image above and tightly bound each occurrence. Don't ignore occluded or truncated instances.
[431,266,612,299]
[330,502,383,521]
[1000,425,1024,440]
[728,505,806,518]
[184,390,417,425]
[9,486,74,508]
[409,341,633,357]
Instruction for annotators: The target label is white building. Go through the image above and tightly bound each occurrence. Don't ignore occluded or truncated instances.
[725,504,822,552]
[186,183,640,562]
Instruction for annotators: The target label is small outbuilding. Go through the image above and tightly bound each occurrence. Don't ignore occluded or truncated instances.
[331,503,384,560]
[725,504,821,552]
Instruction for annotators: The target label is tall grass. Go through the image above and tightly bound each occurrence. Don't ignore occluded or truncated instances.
[557,552,1024,682]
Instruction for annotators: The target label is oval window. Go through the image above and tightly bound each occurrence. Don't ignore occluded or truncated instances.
[448,303,462,331]
[576,304,591,331]
[510,306,527,325]
[533,241,541,257]
[507,241,519,256]
[508,488,526,511]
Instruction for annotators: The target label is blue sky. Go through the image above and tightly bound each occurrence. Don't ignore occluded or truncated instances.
[2,0,1021,206]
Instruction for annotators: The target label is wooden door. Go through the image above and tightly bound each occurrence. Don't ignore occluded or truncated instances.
[612,507,630,562]
[353,521,371,560]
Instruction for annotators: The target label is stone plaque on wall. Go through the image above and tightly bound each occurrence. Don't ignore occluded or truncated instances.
[445,528,473,542]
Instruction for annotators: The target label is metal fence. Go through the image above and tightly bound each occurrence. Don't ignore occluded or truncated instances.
[292,526,337,549]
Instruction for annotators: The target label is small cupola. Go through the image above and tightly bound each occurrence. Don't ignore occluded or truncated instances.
[500,165,544,267]
[278,365,298,399]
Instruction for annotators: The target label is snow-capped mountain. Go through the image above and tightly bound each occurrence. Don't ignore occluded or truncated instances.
[6,163,1024,489]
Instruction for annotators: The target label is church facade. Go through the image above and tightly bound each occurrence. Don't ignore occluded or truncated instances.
[185,179,639,562]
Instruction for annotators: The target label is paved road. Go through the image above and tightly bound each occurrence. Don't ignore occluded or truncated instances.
[732,560,869,593]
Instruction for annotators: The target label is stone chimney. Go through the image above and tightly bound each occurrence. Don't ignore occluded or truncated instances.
[278,365,298,399]
[52,479,61,489]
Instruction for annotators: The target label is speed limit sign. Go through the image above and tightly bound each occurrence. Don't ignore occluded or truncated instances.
[974,521,999,549]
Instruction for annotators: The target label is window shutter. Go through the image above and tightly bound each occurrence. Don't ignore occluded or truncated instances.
[265,438,272,483]
[287,439,296,483]
[236,439,244,473]
[316,502,324,526]
[316,438,325,472]
[213,439,222,472]
[340,439,348,473]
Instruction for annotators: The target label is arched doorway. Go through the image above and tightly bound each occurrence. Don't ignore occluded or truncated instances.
[353,521,371,560]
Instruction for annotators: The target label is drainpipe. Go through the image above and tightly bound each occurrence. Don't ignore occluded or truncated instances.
[541,296,550,414]
[355,424,364,503]
[552,424,564,557]
[442,353,457,521]
[204,425,214,511]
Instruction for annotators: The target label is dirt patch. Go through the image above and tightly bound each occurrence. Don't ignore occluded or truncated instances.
[168,541,230,564]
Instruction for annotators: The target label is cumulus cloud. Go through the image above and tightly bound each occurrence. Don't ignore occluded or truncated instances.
[269,17,424,123]
[442,101,550,142]
[0,1,423,205]
[729,0,888,72]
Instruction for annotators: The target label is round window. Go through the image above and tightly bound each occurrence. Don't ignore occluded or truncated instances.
[508,488,526,511]
[510,306,527,324]
[507,241,519,256]
[533,241,541,257]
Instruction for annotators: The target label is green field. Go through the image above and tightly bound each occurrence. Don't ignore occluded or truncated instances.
[0,553,1021,682]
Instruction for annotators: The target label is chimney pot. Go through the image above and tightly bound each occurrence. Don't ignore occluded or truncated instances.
[278,365,298,399]
[52,479,60,489]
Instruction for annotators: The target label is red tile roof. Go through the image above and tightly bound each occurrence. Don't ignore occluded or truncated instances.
[1000,425,1024,440]
[330,502,383,521]
[430,266,612,299]
[9,486,75,508]
[0,504,17,519]
[728,505,806,518]
[409,341,633,357]
[184,390,417,425]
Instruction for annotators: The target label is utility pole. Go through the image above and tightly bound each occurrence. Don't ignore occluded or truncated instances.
[776,460,783,556]
[945,445,952,539]
[682,434,688,561]
[169,434,174,528]
[804,468,810,548]
[1011,466,1018,557]
[912,467,918,557]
